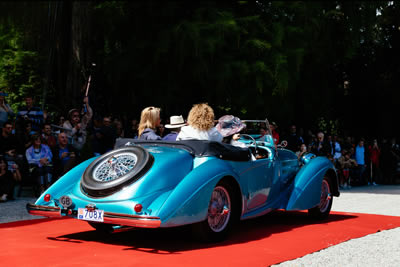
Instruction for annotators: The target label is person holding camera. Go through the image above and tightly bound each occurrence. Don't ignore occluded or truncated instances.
[63,96,93,152]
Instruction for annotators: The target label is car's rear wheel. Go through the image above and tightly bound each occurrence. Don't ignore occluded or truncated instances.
[81,146,153,197]
[192,180,237,242]
[308,175,333,219]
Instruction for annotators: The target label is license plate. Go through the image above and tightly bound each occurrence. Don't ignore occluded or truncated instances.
[78,208,104,222]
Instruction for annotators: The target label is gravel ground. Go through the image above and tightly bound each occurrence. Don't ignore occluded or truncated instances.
[1,185,399,266]
[274,185,400,267]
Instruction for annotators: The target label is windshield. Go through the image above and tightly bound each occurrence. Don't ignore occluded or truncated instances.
[240,119,274,146]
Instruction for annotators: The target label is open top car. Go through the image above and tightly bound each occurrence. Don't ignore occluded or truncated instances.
[27,119,339,241]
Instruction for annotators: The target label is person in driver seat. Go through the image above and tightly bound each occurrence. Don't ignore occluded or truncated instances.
[216,115,247,148]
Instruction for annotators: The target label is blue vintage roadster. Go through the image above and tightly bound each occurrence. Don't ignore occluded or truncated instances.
[27,119,339,241]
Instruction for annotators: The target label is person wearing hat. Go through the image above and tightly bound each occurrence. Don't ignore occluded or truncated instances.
[162,115,187,141]
[216,115,247,148]
[0,90,14,128]
[63,96,93,152]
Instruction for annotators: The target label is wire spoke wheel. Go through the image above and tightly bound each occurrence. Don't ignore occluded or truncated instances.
[308,175,333,219]
[207,186,231,233]
[318,178,332,213]
[93,153,138,182]
[81,146,153,197]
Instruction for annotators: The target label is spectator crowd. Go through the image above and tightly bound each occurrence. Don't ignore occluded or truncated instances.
[1,89,400,202]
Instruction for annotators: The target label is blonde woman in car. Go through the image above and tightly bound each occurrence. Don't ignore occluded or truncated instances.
[138,106,162,140]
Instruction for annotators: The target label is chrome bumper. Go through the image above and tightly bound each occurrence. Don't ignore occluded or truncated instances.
[26,203,161,228]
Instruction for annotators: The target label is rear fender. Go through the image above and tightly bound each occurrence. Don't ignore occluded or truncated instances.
[158,158,239,227]
[35,157,97,205]
[286,157,337,210]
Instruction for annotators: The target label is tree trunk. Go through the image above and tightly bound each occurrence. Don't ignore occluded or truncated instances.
[65,1,93,110]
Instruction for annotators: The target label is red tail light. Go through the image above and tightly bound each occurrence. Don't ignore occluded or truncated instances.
[134,204,143,213]
[44,194,51,202]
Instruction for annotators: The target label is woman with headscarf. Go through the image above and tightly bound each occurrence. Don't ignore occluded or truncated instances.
[216,115,247,148]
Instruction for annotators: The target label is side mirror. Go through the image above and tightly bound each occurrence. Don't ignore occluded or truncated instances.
[300,152,316,165]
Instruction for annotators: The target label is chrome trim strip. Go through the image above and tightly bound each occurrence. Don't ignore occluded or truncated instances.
[26,203,62,218]
[104,212,161,228]
[26,204,161,228]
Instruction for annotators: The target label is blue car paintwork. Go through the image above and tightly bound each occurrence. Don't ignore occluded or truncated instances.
[286,157,335,210]
[32,134,339,229]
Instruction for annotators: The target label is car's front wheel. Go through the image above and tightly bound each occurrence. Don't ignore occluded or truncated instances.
[308,175,333,219]
[192,180,237,242]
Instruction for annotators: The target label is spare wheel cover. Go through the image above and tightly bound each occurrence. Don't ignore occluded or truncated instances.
[81,146,153,197]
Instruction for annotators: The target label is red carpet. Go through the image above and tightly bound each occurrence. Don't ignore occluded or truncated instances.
[1,211,400,267]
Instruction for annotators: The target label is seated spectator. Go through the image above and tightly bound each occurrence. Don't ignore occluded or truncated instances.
[16,120,36,152]
[296,143,308,159]
[63,96,93,152]
[113,117,125,138]
[216,115,247,148]
[162,115,187,141]
[138,107,162,140]
[96,115,117,154]
[286,124,305,152]
[25,134,53,194]
[312,132,332,157]
[53,132,78,179]
[16,95,44,133]
[53,115,66,135]
[1,121,26,193]
[270,121,280,145]
[0,90,14,128]
[157,122,166,138]
[338,151,358,188]
[255,127,268,141]
[177,103,223,142]
[41,123,57,150]
[0,156,21,201]
[0,121,18,156]
[124,118,139,139]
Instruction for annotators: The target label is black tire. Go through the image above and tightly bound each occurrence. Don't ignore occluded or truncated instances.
[81,146,153,197]
[192,180,238,242]
[308,175,333,219]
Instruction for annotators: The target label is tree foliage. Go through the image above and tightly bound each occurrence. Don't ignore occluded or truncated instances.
[0,1,399,137]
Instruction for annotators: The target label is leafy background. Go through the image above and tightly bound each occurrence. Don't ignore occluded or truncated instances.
[0,1,399,139]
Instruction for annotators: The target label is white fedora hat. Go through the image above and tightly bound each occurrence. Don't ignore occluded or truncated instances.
[165,115,187,129]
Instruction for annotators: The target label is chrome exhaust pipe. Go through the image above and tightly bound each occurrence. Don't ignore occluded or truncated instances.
[110,225,135,233]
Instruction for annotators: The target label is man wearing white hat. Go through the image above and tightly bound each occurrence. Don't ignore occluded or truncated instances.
[162,115,187,141]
